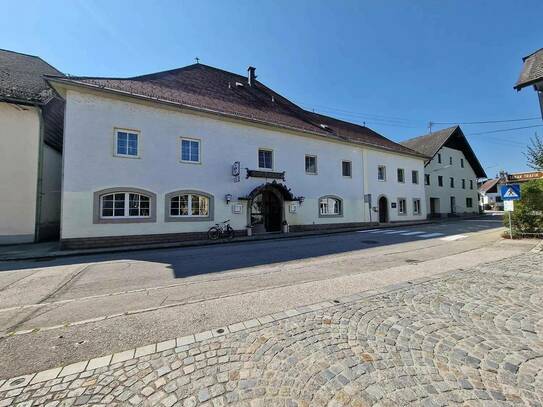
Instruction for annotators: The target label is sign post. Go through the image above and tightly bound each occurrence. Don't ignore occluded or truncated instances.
[500,184,521,239]
[364,194,372,223]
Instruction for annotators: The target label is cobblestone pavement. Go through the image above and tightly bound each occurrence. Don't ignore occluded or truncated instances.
[1,251,542,406]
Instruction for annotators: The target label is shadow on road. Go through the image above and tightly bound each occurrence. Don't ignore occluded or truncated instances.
[0,217,504,277]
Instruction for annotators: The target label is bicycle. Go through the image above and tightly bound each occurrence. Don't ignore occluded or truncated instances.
[207,219,235,240]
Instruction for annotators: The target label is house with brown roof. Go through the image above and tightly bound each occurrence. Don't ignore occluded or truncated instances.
[515,48,543,118]
[0,49,64,244]
[47,63,429,248]
[478,178,502,211]
[401,126,486,218]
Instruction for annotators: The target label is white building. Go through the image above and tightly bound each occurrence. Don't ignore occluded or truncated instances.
[401,126,486,218]
[48,64,428,249]
[478,178,502,210]
[0,49,64,244]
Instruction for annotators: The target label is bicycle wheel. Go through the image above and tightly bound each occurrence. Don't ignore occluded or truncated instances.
[226,226,235,240]
[208,227,220,240]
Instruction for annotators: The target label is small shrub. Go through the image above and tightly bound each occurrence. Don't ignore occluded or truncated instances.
[504,179,543,237]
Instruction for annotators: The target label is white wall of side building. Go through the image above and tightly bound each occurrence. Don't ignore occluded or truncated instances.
[424,146,479,216]
[0,102,40,244]
[61,89,426,241]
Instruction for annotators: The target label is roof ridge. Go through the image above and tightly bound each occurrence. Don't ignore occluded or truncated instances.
[400,125,459,144]
[522,47,543,61]
[0,48,63,76]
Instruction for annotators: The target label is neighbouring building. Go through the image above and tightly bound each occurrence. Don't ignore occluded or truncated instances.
[0,49,64,244]
[514,48,543,118]
[478,178,502,211]
[47,63,428,249]
[401,126,486,218]
[479,171,543,211]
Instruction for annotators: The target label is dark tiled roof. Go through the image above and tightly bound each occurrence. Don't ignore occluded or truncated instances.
[0,49,63,104]
[400,126,457,159]
[515,48,543,90]
[305,111,423,157]
[47,64,425,158]
[478,178,499,193]
[400,126,487,178]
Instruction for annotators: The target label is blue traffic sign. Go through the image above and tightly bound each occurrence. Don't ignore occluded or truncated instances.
[500,184,521,201]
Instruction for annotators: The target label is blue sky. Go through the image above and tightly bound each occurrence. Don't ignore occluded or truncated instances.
[2,0,542,176]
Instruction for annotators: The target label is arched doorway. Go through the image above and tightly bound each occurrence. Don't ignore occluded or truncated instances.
[378,196,388,223]
[251,190,282,233]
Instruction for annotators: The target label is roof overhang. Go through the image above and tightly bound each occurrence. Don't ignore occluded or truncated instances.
[46,76,429,161]
[441,127,487,178]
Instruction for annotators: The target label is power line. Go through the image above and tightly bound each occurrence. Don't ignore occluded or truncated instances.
[433,117,541,125]
[469,124,543,136]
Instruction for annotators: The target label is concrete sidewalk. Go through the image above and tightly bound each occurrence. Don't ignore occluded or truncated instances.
[0,220,433,262]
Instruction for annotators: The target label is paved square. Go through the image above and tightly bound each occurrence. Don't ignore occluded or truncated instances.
[1,251,542,406]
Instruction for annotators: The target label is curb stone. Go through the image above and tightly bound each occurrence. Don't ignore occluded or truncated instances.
[0,270,445,389]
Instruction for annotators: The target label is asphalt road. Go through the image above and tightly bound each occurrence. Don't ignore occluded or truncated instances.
[0,216,538,378]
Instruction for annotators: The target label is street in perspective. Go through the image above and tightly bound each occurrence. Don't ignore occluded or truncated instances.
[2,1,543,406]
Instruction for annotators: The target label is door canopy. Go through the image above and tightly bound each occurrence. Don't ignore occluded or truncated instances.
[239,181,301,202]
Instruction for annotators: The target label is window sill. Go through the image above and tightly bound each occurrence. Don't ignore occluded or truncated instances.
[114,154,141,159]
[180,160,201,165]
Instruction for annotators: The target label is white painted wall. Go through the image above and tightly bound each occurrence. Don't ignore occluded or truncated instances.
[61,90,426,239]
[424,146,479,215]
[365,150,427,222]
[0,102,40,244]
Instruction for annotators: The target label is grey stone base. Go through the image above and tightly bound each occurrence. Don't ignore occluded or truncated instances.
[61,230,246,250]
[0,234,35,245]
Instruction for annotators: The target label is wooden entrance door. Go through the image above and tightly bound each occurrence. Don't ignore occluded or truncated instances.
[378,196,388,223]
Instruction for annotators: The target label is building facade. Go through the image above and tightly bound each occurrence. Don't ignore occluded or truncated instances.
[401,126,486,218]
[515,48,543,118]
[0,49,64,244]
[48,64,428,248]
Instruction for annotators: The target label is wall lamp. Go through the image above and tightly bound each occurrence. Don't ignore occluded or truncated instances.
[298,196,305,205]
[225,194,233,204]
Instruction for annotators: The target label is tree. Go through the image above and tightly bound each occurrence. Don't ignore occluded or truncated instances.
[505,179,543,236]
[526,133,543,170]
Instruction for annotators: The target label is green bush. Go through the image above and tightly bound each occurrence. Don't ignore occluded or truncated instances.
[504,179,543,235]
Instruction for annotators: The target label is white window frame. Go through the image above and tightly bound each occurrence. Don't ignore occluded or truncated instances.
[470,180,474,190]
[397,168,405,183]
[466,197,473,208]
[114,128,140,158]
[413,198,421,215]
[437,153,442,164]
[169,193,210,218]
[342,160,352,177]
[461,158,465,168]
[318,195,343,217]
[180,137,201,164]
[258,148,274,170]
[425,174,430,186]
[398,198,407,215]
[462,179,466,189]
[450,177,455,188]
[305,155,317,174]
[100,192,151,219]
[378,165,387,181]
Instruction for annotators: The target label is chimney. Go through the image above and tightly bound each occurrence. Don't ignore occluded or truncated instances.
[247,66,256,86]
